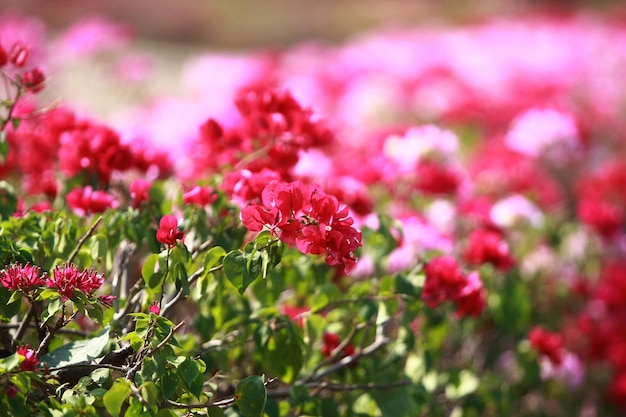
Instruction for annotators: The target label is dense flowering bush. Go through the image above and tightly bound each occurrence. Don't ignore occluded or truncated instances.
[1,9,626,417]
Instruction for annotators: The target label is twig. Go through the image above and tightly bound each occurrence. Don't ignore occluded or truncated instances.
[35,307,77,357]
[47,362,125,373]
[0,72,23,131]
[267,379,413,398]
[111,241,135,313]
[310,325,389,382]
[307,321,367,378]
[160,263,223,317]
[13,305,35,347]
[191,238,214,262]
[125,321,184,380]
[113,278,145,324]
[67,216,104,265]
[210,377,409,410]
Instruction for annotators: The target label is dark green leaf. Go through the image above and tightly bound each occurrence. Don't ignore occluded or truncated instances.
[178,357,202,397]
[289,383,310,407]
[223,250,259,295]
[235,375,266,417]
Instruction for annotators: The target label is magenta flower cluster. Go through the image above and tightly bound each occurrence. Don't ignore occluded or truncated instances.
[0,262,105,301]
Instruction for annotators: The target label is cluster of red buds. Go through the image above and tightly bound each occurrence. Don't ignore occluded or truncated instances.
[0,40,45,94]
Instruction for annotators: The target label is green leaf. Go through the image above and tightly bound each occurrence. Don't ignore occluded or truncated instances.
[0,286,21,322]
[223,250,254,295]
[0,353,20,372]
[445,370,480,399]
[0,181,18,220]
[161,371,178,399]
[85,305,104,325]
[41,296,63,323]
[372,386,417,417]
[89,234,108,263]
[170,245,189,266]
[0,131,8,163]
[173,262,189,296]
[125,397,144,417]
[41,326,110,368]
[289,383,310,407]
[142,253,160,286]
[318,397,340,417]
[263,323,302,383]
[90,368,111,384]
[204,246,226,270]
[140,381,159,410]
[103,378,132,417]
[235,375,267,417]
[178,357,202,397]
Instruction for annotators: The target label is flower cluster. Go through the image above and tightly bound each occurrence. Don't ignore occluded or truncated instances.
[529,326,565,366]
[421,256,486,318]
[462,228,515,271]
[66,186,119,216]
[47,263,105,300]
[0,263,45,293]
[189,86,334,179]
[241,180,362,274]
[0,40,45,93]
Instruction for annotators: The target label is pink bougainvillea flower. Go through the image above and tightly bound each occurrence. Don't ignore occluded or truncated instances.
[240,180,362,274]
[529,326,564,366]
[454,271,487,318]
[321,332,356,362]
[66,186,119,216]
[47,264,104,301]
[421,255,466,309]
[182,185,218,206]
[16,345,39,371]
[149,301,161,315]
[282,304,310,327]
[156,215,184,247]
[504,108,579,158]
[463,228,515,271]
[129,179,151,209]
[0,263,45,293]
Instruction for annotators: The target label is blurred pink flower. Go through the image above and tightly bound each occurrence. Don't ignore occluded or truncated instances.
[57,17,130,57]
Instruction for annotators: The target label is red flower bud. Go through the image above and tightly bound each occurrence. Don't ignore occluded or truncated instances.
[21,67,45,93]
[9,41,29,67]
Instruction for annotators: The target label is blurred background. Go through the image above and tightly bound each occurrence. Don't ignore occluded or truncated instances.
[0,0,623,120]
[1,0,620,48]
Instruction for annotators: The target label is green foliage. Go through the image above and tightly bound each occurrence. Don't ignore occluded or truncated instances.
[236,375,267,417]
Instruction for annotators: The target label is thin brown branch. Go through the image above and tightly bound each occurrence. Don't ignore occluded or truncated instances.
[161,263,223,317]
[67,216,104,265]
